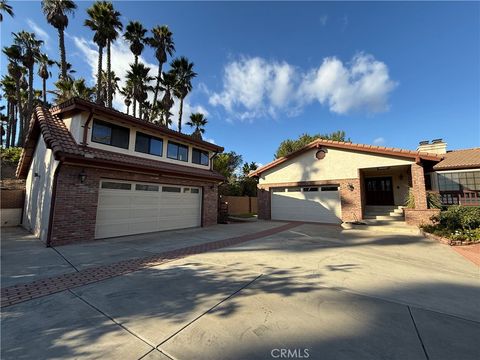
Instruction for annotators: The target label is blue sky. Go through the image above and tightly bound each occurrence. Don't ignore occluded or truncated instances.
[2,1,479,166]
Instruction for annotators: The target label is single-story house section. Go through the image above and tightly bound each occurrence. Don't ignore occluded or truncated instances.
[16,98,224,246]
[249,139,480,226]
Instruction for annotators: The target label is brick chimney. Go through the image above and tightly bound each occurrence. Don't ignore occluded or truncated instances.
[417,139,447,154]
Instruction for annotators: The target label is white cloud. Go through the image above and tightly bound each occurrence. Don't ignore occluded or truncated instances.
[27,19,50,46]
[209,53,397,120]
[373,137,385,145]
[319,15,328,26]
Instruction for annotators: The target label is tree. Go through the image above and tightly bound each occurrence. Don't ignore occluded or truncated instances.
[41,0,77,80]
[148,25,175,116]
[103,1,122,108]
[85,1,109,104]
[37,53,55,104]
[98,70,120,105]
[213,151,243,183]
[51,78,94,103]
[159,70,176,126]
[0,75,16,147]
[126,62,154,119]
[274,131,350,159]
[186,113,207,139]
[0,0,14,21]
[170,56,196,133]
[13,31,43,144]
[124,21,147,67]
[119,81,133,115]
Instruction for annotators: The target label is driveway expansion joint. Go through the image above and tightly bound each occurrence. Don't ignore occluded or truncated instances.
[1,222,300,308]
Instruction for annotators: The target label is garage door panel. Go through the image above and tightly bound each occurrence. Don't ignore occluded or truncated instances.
[95,181,202,239]
[271,188,341,224]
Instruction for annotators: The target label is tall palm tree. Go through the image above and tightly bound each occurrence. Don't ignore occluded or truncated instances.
[98,70,120,105]
[186,113,208,135]
[0,75,16,147]
[0,0,13,22]
[2,46,23,146]
[124,21,147,67]
[41,0,77,80]
[85,1,109,104]
[159,70,176,127]
[119,81,133,115]
[126,62,153,119]
[170,56,196,133]
[13,31,43,140]
[51,78,94,103]
[37,53,55,104]
[148,25,175,114]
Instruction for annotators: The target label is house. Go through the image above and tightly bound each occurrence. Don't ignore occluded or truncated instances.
[16,98,224,246]
[249,138,480,226]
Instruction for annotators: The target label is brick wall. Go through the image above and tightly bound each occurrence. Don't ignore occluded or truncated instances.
[404,209,440,226]
[257,178,362,222]
[1,189,25,209]
[49,164,218,246]
[411,163,428,209]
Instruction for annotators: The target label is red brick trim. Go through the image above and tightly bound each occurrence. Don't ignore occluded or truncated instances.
[404,209,440,226]
[0,222,301,308]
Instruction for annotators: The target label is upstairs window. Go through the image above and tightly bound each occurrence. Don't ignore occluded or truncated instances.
[135,132,163,157]
[92,119,129,149]
[192,148,209,166]
[167,141,188,162]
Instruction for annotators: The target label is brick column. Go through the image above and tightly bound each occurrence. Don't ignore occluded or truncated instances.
[257,186,271,220]
[339,179,362,222]
[411,163,428,209]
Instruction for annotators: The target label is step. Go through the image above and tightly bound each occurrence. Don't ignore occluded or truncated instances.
[365,206,396,212]
[363,219,406,226]
[364,214,404,221]
[342,222,421,235]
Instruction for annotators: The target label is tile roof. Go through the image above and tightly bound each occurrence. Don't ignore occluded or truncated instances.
[433,148,480,170]
[51,97,223,152]
[17,106,225,181]
[249,138,444,177]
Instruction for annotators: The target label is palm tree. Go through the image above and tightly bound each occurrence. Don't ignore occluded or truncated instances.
[0,75,16,147]
[85,1,109,104]
[159,70,176,126]
[0,0,14,22]
[13,31,43,140]
[170,56,196,133]
[124,21,147,67]
[186,113,207,139]
[37,53,55,104]
[41,0,77,80]
[2,45,23,146]
[98,70,120,105]
[119,81,133,115]
[51,78,94,103]
[126,62,153,119]
[148,25,175,114]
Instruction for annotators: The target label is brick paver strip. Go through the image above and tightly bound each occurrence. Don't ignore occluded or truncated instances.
[452,243,480,267]
[1,222,301,308]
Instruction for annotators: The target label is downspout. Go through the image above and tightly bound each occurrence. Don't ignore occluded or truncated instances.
[82,110,94,146]
[209,151,219,171]
[46,160,62,247]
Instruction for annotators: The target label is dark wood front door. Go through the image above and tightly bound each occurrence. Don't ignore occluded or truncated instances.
[365,177,394,205]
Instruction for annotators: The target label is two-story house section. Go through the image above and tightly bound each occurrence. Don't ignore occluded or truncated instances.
[16,98,225,246]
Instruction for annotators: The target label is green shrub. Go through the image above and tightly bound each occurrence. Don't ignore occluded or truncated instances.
[0,147,22,166]
[404,188,442,209]
[432,206,480,231]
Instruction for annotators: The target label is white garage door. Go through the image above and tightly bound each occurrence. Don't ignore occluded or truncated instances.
[271,186,342,224]
[95,180,202,239]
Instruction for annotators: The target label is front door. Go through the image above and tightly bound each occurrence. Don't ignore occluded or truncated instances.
[365,177,394,205]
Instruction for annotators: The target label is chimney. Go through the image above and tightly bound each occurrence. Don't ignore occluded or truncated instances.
[417,139,447,154]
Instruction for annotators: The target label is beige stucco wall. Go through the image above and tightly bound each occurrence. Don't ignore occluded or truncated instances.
[259,147,414,184]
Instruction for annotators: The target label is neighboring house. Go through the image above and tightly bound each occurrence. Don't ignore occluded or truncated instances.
[17,98,224,246]
[249,139,480,226]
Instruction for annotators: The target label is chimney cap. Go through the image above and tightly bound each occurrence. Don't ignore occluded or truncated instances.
[432,138,444,144]
[419,140,429,145]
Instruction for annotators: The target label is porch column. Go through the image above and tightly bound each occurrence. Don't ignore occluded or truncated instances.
[411,163,428,209]
[257,186,271,220]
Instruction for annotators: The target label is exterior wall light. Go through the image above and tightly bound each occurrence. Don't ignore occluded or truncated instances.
[79,170,87,184]
[347,183,355,191]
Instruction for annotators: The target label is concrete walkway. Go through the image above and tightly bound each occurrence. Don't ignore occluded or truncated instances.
[1,222,479,360]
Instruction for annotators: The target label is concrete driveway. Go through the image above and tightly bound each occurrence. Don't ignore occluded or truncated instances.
[1,222,479,360]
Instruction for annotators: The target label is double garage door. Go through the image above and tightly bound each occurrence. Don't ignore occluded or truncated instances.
[271,186,342,224]
[95,180,202,239]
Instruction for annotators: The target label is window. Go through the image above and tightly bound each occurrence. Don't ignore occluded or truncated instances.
[184,188,191,193]
[191,188,200,194]
[102,181,131,190]
[286,187,301,192]
[302,187,319,192]
[192,148,209,166]
[321,186,339,191]
[135,184,159,192]
[438,171,480,191]
[162,186,181,193]
[92,119,129,149]
[135,132,163,157]
[272,188,286,193]
[167,141,188,162]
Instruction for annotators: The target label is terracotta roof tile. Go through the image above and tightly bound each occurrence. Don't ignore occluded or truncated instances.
[433,148,480,170]
[17,106,224,181]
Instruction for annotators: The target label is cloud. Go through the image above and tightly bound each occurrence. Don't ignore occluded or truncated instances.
[373,137,385,145]
[209,53,397,120]
[319,15,328,26]
[27,19,50,46]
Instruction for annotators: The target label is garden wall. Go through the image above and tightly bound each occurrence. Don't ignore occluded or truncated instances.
[222,196,257,215]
